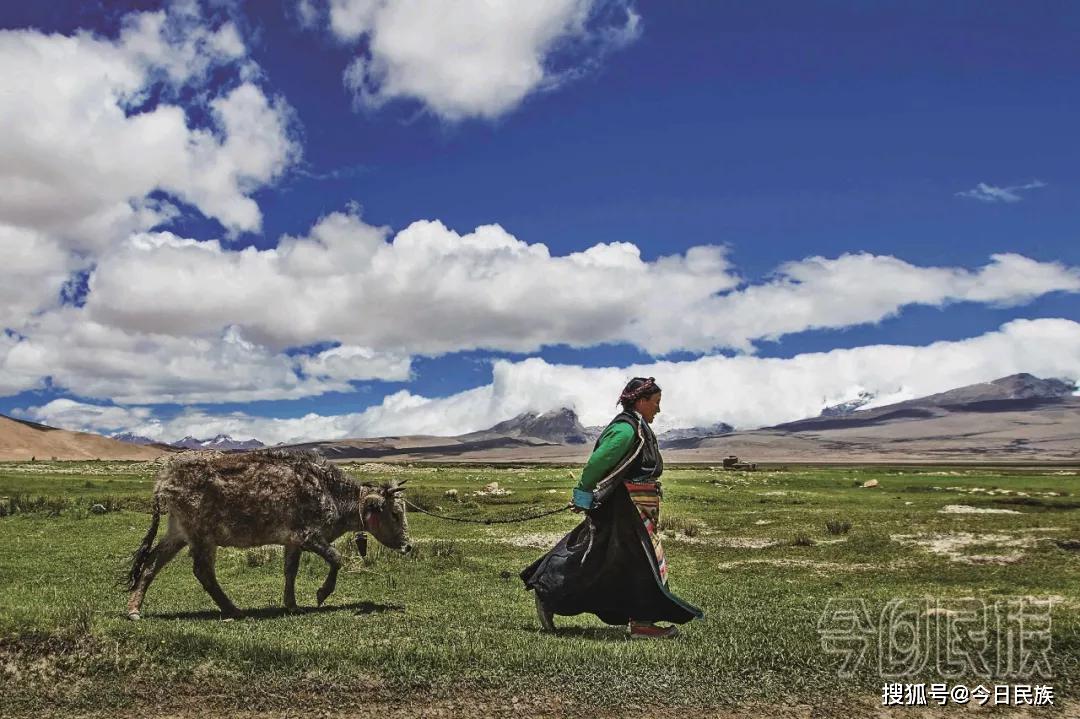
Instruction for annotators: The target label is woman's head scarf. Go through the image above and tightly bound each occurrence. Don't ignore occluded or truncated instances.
[618,377,660,409]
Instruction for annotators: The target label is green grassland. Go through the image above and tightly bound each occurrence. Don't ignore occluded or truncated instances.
[1,461,1078,717]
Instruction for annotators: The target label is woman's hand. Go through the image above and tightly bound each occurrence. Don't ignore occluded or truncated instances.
[571,488,594,512]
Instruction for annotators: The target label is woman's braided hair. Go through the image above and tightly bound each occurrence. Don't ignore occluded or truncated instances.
[618,376,661,411]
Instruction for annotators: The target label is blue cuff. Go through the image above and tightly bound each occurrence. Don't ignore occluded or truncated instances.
[572,488,593,510]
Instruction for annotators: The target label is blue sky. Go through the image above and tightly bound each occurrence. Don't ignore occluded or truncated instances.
[1,1,1078,442]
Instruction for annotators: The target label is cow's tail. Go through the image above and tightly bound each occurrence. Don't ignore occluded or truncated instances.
[127,495,162,591]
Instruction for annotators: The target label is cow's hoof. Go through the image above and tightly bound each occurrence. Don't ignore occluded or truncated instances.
[220,609,245,620]
[316,589,331,607]
[127,611,141,621]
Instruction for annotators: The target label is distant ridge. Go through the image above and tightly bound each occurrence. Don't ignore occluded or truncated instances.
[772,373,1076,433]
[663,373,1080,463]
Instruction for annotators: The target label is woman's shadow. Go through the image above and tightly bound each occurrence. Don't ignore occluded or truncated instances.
[529,625,629,642]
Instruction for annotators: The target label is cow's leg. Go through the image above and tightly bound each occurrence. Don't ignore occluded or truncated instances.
[127,533,187,619]
[190,543,243,619]
[283,544,302,611]
[302,536,342,607]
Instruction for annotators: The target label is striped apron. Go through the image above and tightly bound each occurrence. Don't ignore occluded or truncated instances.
[625,481,667,584]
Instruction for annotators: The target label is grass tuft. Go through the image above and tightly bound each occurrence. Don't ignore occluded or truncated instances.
[825,519,852,535]
[658,515,702,537]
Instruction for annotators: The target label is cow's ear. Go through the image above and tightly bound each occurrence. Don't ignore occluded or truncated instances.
[362,494,385,514]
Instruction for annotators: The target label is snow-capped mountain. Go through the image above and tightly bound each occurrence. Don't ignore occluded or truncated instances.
[819,391,877,418]
[657,422,734,443]
[480,408,592,444]
[110,432,161,446]
[171,434,265,451]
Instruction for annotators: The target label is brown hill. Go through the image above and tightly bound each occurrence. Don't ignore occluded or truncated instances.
[0,414,169,461]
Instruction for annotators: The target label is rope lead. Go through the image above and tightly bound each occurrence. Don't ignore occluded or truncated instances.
[404,499,574,524]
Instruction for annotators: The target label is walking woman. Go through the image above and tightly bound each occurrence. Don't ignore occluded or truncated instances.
[520,377,703,638]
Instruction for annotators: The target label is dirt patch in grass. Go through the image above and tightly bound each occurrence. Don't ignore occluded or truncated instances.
[710,558,884,572]
[666,534,779,549]
[501,532,566,549]
[938,504,1022,514]
[890,531,1042,564]
[350,462,407,473]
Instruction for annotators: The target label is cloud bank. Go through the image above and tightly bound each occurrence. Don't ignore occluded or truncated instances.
[80,218,1080,360]
[3,203,1078,405]
[3,201,1079,404]
[23,319,1080,443]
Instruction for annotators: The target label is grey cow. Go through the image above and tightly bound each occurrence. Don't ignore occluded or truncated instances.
[127,450,410,619]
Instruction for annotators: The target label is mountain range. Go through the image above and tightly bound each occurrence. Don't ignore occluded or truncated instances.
[109,432,266,451]
[662,373,1079,462]
[278,373,1079,463]
[2,373,1076,462]
[170,434,266,451]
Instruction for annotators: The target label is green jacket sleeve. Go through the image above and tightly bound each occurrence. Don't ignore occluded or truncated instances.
[575,422,637,492]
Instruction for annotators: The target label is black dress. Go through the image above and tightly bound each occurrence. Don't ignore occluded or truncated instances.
[520,411,703,625]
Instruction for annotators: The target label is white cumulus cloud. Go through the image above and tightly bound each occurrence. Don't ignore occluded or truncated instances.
[314,0,640,120]
[80,212,1080,359]
[0,4,300,323]
[678,252,1080,352]
[0,311,411,405]
[17,399,156,436]
[80,212,740,355]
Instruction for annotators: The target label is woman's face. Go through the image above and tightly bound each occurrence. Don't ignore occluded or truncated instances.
[634,391,661,424]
